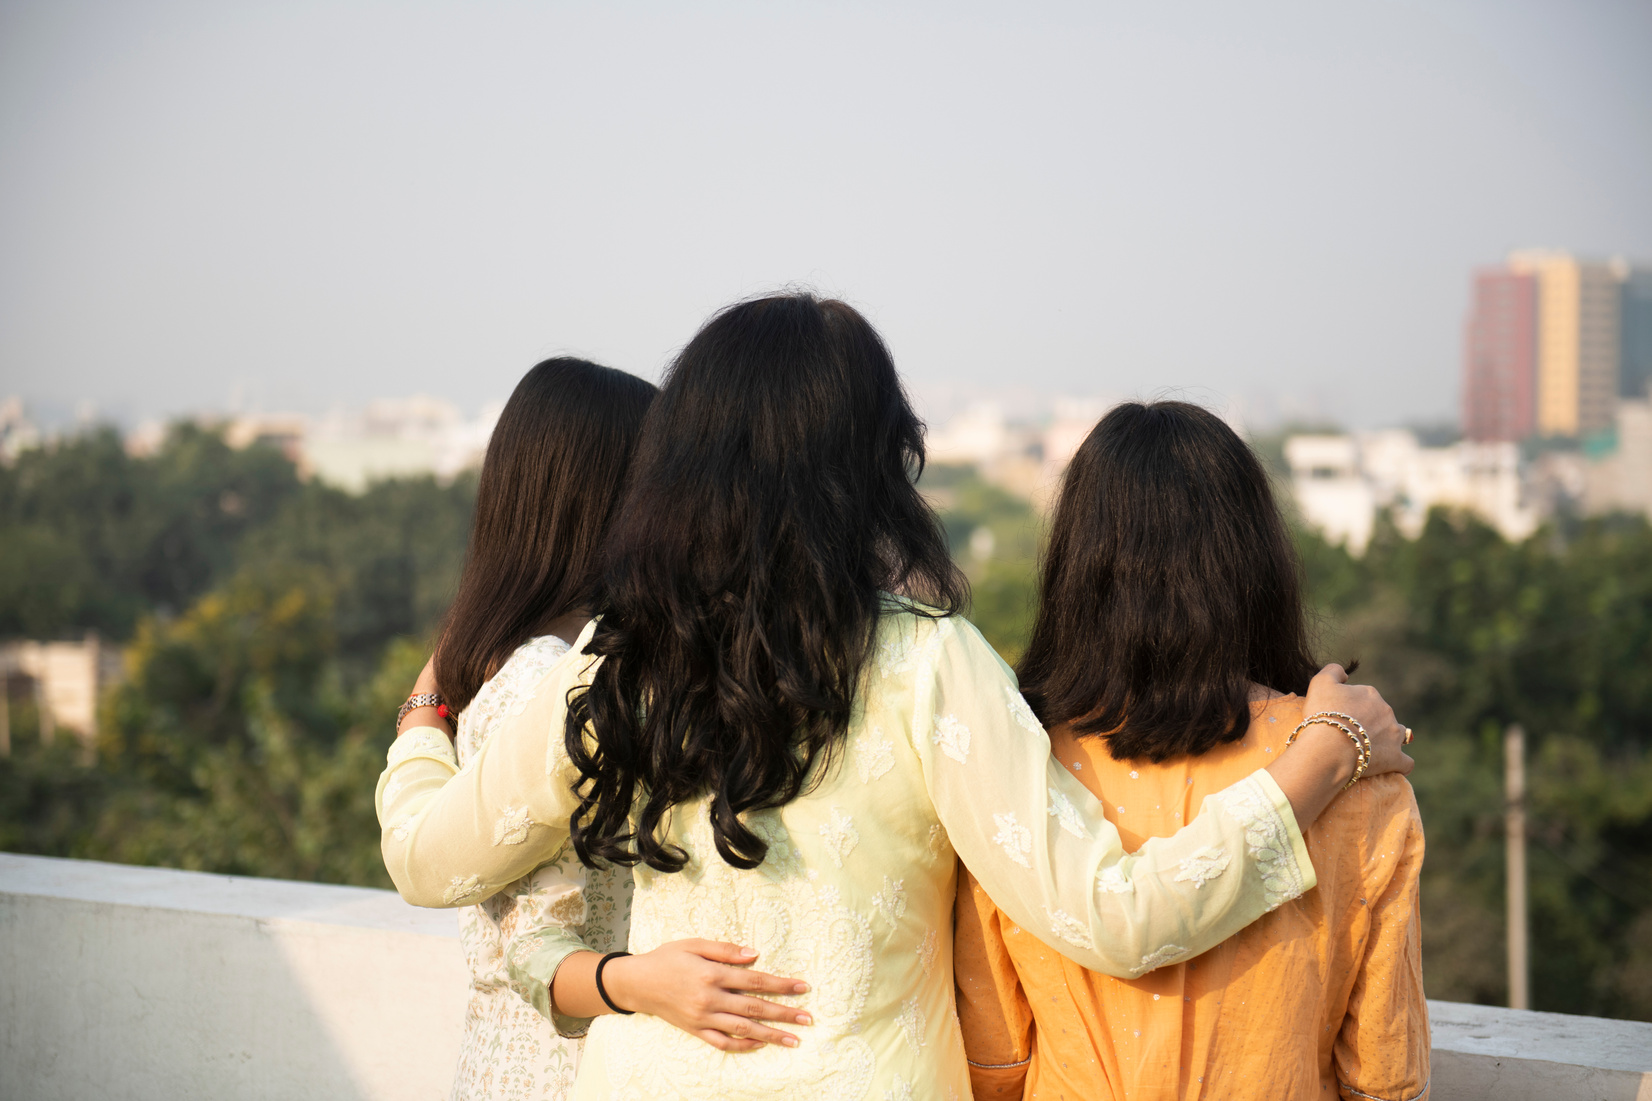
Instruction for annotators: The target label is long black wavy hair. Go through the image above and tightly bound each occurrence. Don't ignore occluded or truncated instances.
[435,357,656,716]
[565,293,967,872]
[1016,400,1321,762]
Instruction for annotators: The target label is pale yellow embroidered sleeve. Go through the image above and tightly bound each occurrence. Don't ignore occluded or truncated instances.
[910,614,1317,979]
[375,624,597,908]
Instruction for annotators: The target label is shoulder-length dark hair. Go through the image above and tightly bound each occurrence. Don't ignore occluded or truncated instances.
[435,357,656,716]
[1016,400,1319,762]
[566,293,967,872]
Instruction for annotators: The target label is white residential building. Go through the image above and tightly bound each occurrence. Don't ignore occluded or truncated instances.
[1286,431,1539,553]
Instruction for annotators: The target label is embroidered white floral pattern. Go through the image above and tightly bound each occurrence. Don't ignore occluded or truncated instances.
[872,876,908,924]
[445,874,486,904]
[389,813,415,842]
[445,633,634,1101]
[855,727,895,783]
[927,824,948,858]
[819,807,860,868]
[1047,787,1090,839]
[388,726,452,767]
[895,997,927,1053]
[883,1076,915,1101]
[991,811,1033,869]
[931,714,972,764]
[1214,775,1307,911]
[917,928,939,976]
[1174,845,1231,889]
[1044,907,1096,951]
[1004,686,1042,734]
[1132,943,1191,976]
[492,805,534,846]
[600,810,878,1099]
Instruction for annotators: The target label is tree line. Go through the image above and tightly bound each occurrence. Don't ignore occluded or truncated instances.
[1,429,1649,1020]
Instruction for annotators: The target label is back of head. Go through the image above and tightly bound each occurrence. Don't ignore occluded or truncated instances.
[567,292,966,872]
[437,357,656,715]
[1017,400,1318,762]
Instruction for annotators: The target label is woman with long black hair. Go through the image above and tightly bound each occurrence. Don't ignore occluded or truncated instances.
[395,357,805,1100]
[380,294,1412,1099]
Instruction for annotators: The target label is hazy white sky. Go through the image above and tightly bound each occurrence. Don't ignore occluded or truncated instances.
[2,0,1649,429]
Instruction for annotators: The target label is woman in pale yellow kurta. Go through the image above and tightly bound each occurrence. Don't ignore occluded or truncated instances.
[378,294,1412,1100]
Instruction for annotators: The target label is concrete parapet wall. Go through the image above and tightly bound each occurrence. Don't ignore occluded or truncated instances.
[2,853,1650,1099]
[0,853,466,1100]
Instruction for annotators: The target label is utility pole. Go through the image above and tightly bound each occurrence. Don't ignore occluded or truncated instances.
[1505,723,1529,1010]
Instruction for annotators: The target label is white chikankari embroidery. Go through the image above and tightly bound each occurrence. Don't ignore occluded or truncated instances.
[381,775,405,805]
[895,997,927,1052]
[1044,907,1095,951]
[872,876,908,924]
[606,810,876,1098]
[819,807,860,868]
[883,1076,916,1101]
[1047,786,1090,839]
[927,823,948,858]
[1096,862,1135,895]
[1214,775,1307,911]
[444,633,632,1100]
[856,727,896,783]
[492,804,534,846]
[444,874,486,905]
[1004,686,1042,734]
[1174,845,1231,889]
[389,813,415,842]
[931,714,973,764]
[917,928,939,976]
[387,727,453,768]
[992,812,1033,868]
[1132,944,1190,976]
[875,632,917,678]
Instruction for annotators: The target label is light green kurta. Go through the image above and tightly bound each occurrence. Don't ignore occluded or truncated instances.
[379,607,1315,1101]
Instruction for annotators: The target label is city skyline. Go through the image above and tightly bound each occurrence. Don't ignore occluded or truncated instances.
[3,1,1650,431]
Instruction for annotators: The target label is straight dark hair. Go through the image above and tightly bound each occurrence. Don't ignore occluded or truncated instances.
[436,357,656,716]
[565,293,967,872]
[1016,400,1320,762]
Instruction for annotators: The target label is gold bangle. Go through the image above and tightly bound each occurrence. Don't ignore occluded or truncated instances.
[1320,711,1372,766]
[1288,713,1368,788]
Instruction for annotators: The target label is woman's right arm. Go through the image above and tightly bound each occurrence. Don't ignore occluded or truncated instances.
[910,613,1410,980]
[378,624,810,1048]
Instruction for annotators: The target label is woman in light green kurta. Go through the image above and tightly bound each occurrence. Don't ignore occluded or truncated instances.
[379,294,1411,1100]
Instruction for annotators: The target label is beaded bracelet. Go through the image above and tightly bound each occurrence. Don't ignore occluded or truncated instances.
[1287,712,1369,788]
[396,692,448,733]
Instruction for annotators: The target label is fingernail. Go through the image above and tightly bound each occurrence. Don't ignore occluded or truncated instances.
[796,1012,813,1025]
[738,946,758,959]
[793,982,810,993]
[781,1036,799,1048]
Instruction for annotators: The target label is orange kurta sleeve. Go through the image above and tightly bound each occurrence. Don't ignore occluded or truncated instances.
[954,864,1033,1101]
[1334,779,1431,1101]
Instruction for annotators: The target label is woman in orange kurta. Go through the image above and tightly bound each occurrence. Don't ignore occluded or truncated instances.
[955,401,1429,1101]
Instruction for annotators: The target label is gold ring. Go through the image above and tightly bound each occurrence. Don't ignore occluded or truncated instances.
[1403,727,1413,745]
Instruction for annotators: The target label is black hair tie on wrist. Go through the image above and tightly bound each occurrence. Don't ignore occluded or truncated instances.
[594,951,634,1015]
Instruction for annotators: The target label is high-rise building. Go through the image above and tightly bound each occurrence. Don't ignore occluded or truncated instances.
[1618,262,1652,401]
[1462,268,1538,442]
[1507,250,1622,437]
